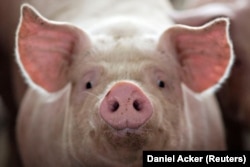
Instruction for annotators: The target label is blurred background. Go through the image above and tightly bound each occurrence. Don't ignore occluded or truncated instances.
[0,1,23,166]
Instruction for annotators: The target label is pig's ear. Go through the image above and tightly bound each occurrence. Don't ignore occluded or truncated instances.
[158,18,234,93]
[16,4,90,93]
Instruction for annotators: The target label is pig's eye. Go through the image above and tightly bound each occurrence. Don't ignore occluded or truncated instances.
[85,81,92,89]
[158,80,165,88]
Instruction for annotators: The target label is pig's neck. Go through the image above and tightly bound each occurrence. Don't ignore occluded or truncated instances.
[50,0,174,34]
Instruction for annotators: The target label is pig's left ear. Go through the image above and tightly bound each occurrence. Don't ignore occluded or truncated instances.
[16,4,90,93]
[158,18,234,93]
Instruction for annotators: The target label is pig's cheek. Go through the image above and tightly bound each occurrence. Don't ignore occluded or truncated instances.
[67,87,100,135]
[144,79,184,148]
[152,97,182,142]
[66,98,101,155]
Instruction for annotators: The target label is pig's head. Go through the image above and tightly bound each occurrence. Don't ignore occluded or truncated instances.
[16,4,233,166]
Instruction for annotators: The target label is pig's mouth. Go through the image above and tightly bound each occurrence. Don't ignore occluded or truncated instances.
[102,124,152,151]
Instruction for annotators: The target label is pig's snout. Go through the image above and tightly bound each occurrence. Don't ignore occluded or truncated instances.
[99,82,153,130]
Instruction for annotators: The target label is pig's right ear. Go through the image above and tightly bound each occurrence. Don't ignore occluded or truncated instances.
[158,18,234,93]
[15,4,90,93]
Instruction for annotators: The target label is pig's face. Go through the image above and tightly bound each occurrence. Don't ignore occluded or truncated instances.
[68,37,185,163]
[16,4,233,166]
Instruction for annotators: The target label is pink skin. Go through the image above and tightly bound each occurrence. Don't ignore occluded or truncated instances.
[99,81,153,130]
[15,3,233,167]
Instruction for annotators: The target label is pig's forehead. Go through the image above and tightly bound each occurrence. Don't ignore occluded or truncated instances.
[71,35,178,79]
[91,34,158,52]
[90,35,169,64]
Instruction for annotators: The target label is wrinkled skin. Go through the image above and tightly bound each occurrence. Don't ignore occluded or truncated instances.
[170,0,250,149]
[15,0,233,166]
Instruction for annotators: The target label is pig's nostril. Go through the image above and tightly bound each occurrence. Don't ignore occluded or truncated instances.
[133,100,142,111]
[111,101,119,112]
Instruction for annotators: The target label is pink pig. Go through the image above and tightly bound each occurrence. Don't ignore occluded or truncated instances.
[15,0,233,166]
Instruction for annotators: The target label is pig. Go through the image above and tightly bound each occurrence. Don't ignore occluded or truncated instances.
[15,0,234,166]
[170,0,250,149]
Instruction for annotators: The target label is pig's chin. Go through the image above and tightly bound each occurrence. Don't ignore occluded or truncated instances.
[89,125,150,165]
[103,124,151,151]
